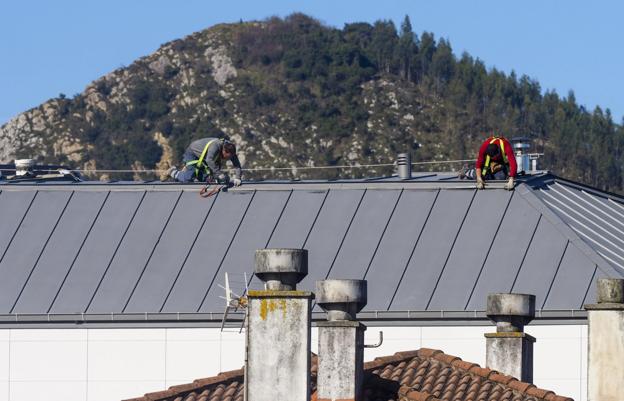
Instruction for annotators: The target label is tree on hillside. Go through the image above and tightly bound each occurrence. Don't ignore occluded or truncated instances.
[398,15,418,81]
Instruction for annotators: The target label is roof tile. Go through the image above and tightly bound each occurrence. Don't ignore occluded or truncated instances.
[125,348,573,401]
[507,379,535,393]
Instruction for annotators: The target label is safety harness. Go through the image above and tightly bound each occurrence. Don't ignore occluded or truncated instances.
[482,137,508,177]
[185,139,221,179]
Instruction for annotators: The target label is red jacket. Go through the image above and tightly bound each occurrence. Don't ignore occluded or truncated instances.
[475,136,517,178]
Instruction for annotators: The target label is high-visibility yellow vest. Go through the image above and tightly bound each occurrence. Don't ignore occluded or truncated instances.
[185,139,220,177]
[482,137,508,176]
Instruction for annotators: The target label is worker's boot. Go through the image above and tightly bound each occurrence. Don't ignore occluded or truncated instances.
[162,166,178,182]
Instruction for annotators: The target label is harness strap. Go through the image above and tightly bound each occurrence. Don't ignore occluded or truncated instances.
[185,139,220,177]
[482,137,508,176]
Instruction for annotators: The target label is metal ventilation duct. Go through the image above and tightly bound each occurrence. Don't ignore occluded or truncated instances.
[397,153,411,180]
[14,159,35,176]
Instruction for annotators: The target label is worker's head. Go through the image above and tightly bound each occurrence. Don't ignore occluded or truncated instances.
[486,143,501,158]
[221,141,236,160]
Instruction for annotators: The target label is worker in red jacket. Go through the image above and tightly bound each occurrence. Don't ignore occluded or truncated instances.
[475,136,517,190]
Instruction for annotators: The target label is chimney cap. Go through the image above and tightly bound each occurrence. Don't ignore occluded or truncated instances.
[316,279,367,321]
[254,248,308,290]
[596,278,624,304]
[487,293,535,317]
[487,293,535,332]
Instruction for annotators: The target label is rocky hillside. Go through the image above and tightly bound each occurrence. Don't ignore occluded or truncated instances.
[1,14,622,191]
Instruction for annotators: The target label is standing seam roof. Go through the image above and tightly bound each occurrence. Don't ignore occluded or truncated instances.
[0,174,621,321]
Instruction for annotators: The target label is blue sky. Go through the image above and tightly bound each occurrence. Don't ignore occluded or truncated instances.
[1,0,623,124]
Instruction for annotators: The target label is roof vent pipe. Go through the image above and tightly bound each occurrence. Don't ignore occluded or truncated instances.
[14,159,35,176]
[254,248,307,291]
[397,153,411,180]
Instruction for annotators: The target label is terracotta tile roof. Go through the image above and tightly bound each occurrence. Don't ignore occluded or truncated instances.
[124,349,573,401]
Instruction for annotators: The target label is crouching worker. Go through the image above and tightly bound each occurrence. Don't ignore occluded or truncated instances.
[459,135,517,190]
[168,137,242,186]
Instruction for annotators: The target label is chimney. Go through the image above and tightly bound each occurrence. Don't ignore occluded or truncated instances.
[484,293,535,383]
[245,248,314,401]
[585,278,624,401]
[397,153,411,180]
[315,279,367,401]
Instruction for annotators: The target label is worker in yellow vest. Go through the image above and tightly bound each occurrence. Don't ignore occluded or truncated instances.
[474,135,517,190]
[167,137,242,185]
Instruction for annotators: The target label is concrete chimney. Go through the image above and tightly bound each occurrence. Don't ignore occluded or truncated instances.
[397,153,411,180]
[316,279,367,401]
[245,248,314,401]
[584,278,624,401]
[484,293,536,383]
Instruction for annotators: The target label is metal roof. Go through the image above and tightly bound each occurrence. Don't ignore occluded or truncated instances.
[0,173,622,326]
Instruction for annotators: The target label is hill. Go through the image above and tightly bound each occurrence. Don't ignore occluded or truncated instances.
[1,14,622,191]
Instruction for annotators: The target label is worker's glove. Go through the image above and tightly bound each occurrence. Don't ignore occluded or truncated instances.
[216,173,230,185]
[231,177,242,187]
[476,177,485,190]
[504,177,515,191]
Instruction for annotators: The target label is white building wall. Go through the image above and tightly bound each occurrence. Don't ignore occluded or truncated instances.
[0,325,586,401]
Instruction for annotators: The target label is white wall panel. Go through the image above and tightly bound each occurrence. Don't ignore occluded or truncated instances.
[0,337,8,381]
[87,380,165,401]
[88,339,165,381]
[363,327,422,361]
[88,328,165,341]
[10,340,86,381]
[0,324,588,401]
[166,338,220,382]
[9,329,86,341]
[216,331,245,372]
[0,381,8,401]
[10,381,86,401]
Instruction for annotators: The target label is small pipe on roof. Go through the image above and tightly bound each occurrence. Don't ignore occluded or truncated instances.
[397,153,411,180]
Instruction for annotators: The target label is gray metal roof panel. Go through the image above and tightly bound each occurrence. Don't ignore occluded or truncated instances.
[124,191,215,313]
[161,190,254,313]
[327,189,402,281]
[86,191,181,313]
[542,245,597,309]
[465,194,542,310]
[297,189,365,292]
[266,190,328,249]
[427,190,513,310]
[2,172,622,322]
[511,218,569,307]
[364,189,438,311]
[389,189,475,310]
[12,191,108,313]
[0,191,72,313]
[538,184,624,271]
[0,190,37,260]
[200,190,291,311]
[49,191,144,313]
